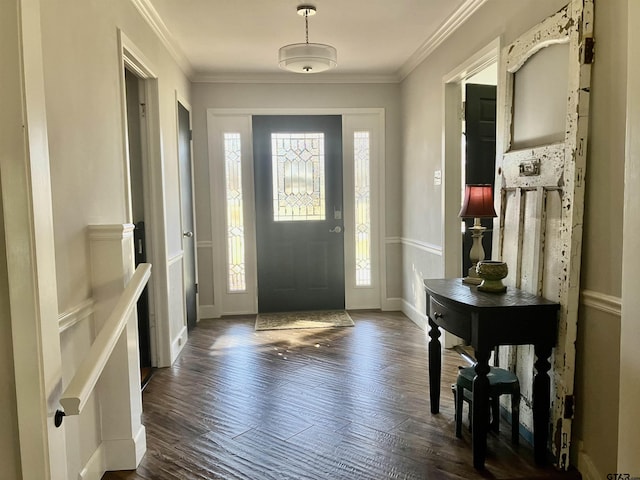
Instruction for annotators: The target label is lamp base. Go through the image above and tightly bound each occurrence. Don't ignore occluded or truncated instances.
[462,264,482,285]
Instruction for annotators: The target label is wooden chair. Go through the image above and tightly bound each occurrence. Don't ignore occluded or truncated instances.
[452,365,520,444]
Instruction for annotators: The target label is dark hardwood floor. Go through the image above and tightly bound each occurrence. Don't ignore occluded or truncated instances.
[102,311,580,480]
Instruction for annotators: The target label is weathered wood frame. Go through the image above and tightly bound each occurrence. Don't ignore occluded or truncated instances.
[494,0,593,469]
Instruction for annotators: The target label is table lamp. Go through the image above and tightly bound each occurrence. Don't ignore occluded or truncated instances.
[459,184,497,285]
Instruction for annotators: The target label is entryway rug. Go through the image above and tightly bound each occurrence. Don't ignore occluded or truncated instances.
[255,310,354,331]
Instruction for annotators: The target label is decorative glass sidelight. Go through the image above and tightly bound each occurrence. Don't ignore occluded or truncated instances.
[271,133,326,221]
[354,131,371,286]
[223,133,246,291]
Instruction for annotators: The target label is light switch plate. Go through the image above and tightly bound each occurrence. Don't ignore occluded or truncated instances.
[434,170,442,186]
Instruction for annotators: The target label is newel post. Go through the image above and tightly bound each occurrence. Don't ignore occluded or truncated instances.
[88,224,146,469]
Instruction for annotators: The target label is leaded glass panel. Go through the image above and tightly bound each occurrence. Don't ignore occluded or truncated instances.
[271,133,326,221]
[224,133,246,292]
[354,131,371,286]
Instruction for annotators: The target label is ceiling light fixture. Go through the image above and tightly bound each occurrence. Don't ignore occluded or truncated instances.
[278,5,337,74]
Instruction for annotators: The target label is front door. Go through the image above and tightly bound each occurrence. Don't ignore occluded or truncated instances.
[495,0,593,468]
[178,102,198,330]
[252,115,344,312]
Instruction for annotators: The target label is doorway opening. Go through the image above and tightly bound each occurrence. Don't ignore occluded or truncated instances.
[119,30,176,367]
[442,39,499,348]
[124,68,153,388]
[443,39,500,281]
[461,66,498,276]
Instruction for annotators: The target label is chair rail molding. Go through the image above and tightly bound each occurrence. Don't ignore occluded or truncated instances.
[580,289,622,317]
[399,237,443,256]
[58,299,95,333]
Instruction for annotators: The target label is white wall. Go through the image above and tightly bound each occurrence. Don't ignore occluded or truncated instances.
[400,0,628,476]
[0,3,24,476]
[41,0,190,313]
[190,82,403,314]
[0,190,20,480]
[574,0,627,476]
[400,0,570,317]
[36,0,191,476]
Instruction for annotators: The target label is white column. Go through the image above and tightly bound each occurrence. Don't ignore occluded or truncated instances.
[88,224,146,470]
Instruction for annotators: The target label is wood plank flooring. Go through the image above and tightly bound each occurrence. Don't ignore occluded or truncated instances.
[102,311,580,480]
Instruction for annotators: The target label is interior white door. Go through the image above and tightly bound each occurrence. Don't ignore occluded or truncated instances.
[494,0,593,469]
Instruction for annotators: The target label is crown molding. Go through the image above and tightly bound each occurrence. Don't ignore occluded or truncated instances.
[131,0,485,85]
[398,0,489,81]
[129,0,194,78]
[191,72,401,84]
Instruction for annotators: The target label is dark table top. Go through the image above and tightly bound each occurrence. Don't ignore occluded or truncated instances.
[424,278,560,311]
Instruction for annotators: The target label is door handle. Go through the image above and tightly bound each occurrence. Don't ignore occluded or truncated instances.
[183,231,193,238]
[329,226,342,233]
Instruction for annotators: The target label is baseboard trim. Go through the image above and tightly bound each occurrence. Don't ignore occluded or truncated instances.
[401,299,429,331]
[78,443,107,480]
[79,428,146,480]
[199,305,218,319]
[577,443,603,480]
[171,325,188,363]
[104,424,146,471]
[382,297,403,311]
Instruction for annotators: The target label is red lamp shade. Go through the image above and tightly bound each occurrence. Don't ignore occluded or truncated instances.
[459,184,497,218]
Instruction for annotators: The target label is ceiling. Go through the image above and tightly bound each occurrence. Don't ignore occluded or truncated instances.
[136,0,486,82]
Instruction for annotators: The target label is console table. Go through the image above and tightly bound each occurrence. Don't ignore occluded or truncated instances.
[424,278,559,469]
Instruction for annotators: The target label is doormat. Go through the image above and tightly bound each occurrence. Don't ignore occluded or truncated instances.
[255,310,354,331]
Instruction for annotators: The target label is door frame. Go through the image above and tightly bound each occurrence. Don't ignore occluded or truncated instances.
[442,38,500,347]
[118,30,172,367]
[443,37,501,279]
[2,0,68,476]
[206,107,386,316]
[175,95,200,328]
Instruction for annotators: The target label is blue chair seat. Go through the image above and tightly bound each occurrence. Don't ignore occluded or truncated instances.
[453,365,520,444]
